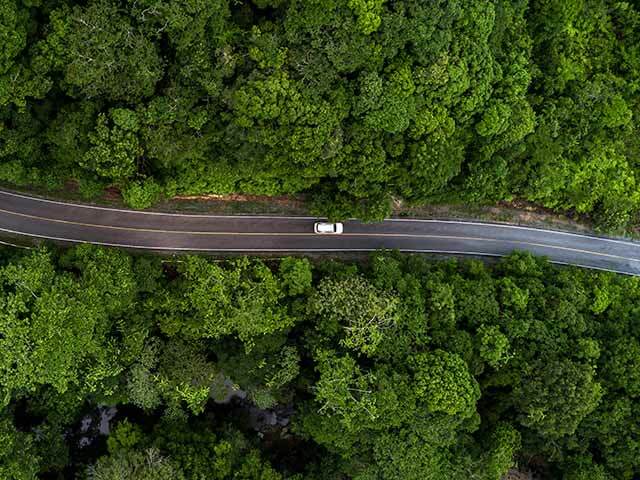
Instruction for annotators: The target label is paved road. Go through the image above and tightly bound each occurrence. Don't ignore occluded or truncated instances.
[1,189,640,275]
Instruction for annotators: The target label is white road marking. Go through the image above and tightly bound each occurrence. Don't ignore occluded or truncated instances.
[0,238,31,249]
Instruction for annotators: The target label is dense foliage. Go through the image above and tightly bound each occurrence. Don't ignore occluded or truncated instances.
[2,244,640,479]
[0,0,639,227]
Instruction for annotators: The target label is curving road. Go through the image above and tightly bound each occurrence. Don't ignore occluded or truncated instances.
[1,189,640,275]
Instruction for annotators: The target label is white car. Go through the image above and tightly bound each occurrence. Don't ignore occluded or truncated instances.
[314,222,344,234]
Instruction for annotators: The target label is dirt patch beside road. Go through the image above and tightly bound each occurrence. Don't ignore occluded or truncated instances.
[394,199,597,235]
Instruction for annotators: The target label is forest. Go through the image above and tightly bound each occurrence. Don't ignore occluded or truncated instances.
[0,0,639,228]
[1,244,640,479]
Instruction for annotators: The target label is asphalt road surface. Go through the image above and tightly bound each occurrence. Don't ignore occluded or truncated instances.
[1,189,640,275]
